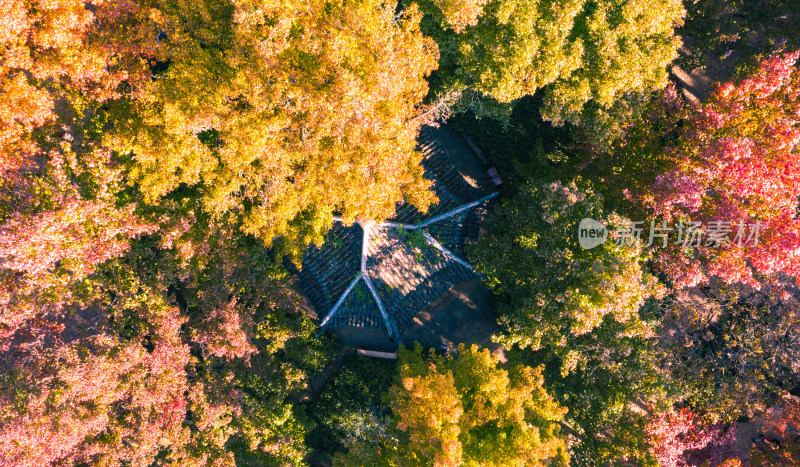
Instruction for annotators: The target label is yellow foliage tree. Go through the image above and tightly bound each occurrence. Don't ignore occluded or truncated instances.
[412,0,685,142]
[105,0,439,255]
[335,343,569,466]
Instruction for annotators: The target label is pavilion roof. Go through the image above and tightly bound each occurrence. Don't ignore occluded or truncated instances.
[296,129,497,338]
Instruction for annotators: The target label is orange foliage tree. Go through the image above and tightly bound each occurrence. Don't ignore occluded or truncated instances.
[103,0,439,256]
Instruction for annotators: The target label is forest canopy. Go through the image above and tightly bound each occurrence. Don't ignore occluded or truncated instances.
[1,0,800,465]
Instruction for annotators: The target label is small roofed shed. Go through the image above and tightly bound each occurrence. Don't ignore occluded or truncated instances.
[293,128,497,340]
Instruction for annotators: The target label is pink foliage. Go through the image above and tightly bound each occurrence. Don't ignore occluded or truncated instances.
[0,199,156,278]
[651,51,800,290]
[0,306,191,466]
[646,408,737,467]
[193,297,257,362]
[655,250,707,289]
[653,172,704,217]
[0,199,156,346]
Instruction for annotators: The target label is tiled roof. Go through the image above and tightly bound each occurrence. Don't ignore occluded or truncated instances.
[296,128,497,338]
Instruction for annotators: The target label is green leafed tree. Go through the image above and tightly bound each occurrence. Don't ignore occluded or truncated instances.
[468,177,672,463]
[411,0,685,143]
[333,343,569,467]
[534,312,670,465]
[470,179,663,360]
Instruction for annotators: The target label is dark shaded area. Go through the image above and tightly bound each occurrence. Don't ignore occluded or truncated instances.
[677,0,800,74]
[303,355,397,465]
[149,59,172,78]
[449,93,574,187]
